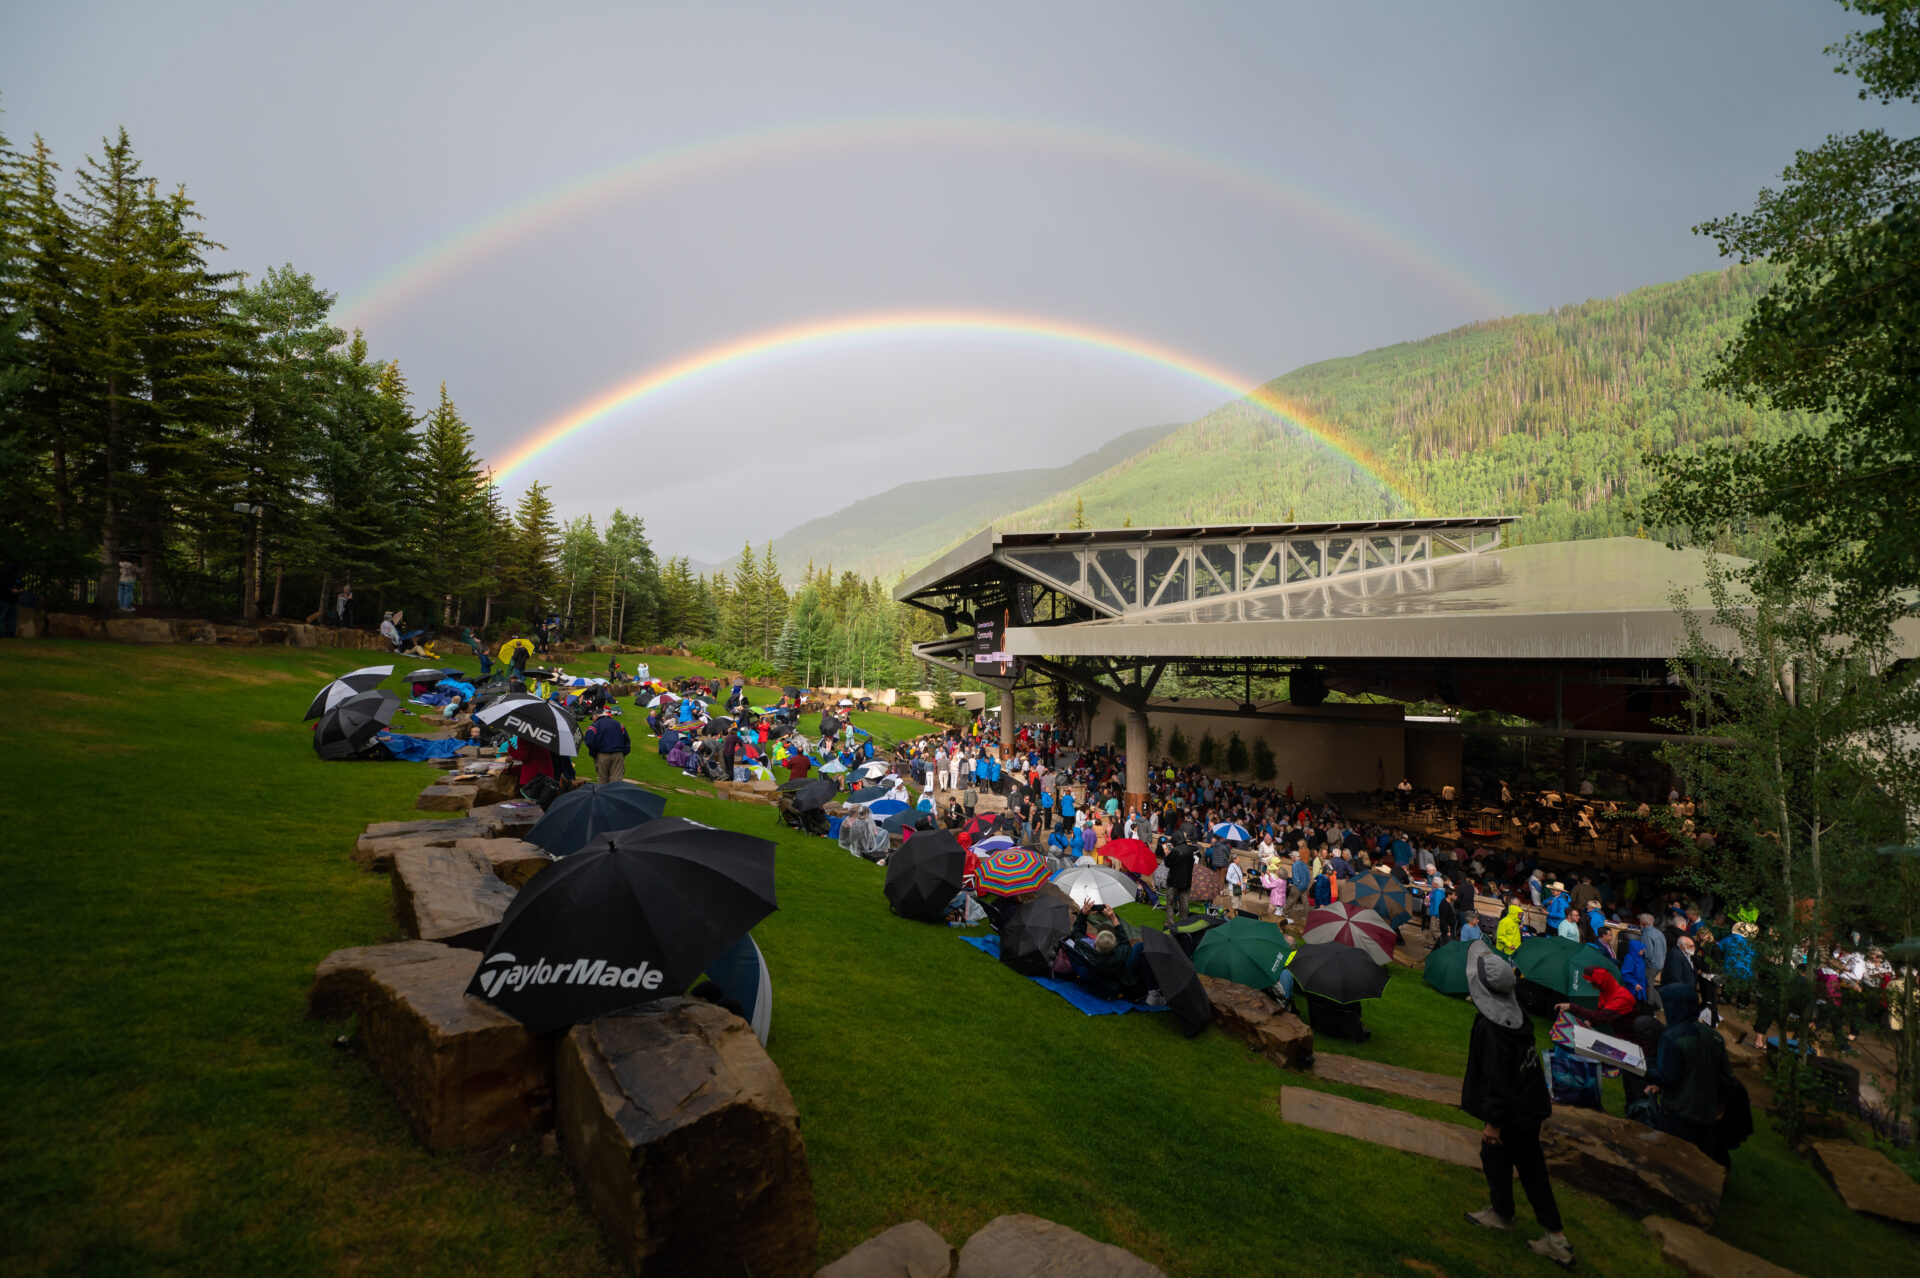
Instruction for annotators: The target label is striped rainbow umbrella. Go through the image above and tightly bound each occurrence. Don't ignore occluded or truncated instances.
[975,846,1050,896]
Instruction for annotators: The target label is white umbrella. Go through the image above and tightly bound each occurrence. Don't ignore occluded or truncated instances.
[819,759,849,774]
[645,693,678,708]
[855,760,891,780]
[1055,865,1137,908]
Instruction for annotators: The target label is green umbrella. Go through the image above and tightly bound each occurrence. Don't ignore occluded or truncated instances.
[1422,939,1473,998]
[1513,935,1622,1006]
[1193,916,1293,991]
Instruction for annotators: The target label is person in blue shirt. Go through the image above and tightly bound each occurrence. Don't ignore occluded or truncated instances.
[582,706,632,785]
[1310,869,1333,907]
[1544,883,1571,927]
[1059,789,1076,826]
[1039,787,1055,832]
[1048,826,1074,858]
[1459,917,1484,944]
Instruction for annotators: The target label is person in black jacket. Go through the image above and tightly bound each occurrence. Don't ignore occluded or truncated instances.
[1162,842,1196,925]
[1460,942,1575,1268]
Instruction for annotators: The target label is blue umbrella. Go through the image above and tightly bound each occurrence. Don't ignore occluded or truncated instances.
[1211,822,1251,842]
[867,798,909,819]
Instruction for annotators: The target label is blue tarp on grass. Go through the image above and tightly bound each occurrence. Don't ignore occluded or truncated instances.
[960,933,1166,1017]
[379,732,467,761]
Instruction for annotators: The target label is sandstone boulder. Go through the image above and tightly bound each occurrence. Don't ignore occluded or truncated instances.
[415,783,474,813]
[211,624,259,645]
[356,942,552,1150]
[1543,1107,1725,1228]
[468,801,542,840]
[438,837,552,889]
[45,613,103,640]
[103,617,177,644]
[174,620,218,644]
[354,816,491,871]
[391,844,518,949]
[555,998,817,1277]
[15,607,44,638]
[954,1215,1165,1278]
[817,1221,954,1278]
[1642,1216,1803,1278]
[1198,975,1313,1070]
[307,940,452,1019]
[284,623,325,647]
[1808,1137,1920,1226]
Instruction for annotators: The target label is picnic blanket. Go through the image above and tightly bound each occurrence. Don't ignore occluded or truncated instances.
[379,732,466,761]
[960,934,1166,1018]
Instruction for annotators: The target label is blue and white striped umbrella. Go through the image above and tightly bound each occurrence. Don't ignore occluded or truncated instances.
[1211,822,1251,842]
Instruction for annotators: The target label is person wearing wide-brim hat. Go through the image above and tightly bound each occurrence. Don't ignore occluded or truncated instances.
[1460,941,1575,1267]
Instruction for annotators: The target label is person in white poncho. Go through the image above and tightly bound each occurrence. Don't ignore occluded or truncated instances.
[838,805,891,862]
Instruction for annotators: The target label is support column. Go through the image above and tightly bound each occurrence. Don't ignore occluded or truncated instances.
[999,696,1014,754]
[1124,708,1150,817]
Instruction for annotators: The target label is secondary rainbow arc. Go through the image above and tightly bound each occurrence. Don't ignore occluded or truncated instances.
[335,116,1518,325]
[487,310,1420,512]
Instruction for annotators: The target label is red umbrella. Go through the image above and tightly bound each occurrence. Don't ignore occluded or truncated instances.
[1304,902,1398,965]
[1103,837,1158,877]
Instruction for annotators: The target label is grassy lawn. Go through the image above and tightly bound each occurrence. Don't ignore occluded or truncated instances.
[3,641,1904,1276]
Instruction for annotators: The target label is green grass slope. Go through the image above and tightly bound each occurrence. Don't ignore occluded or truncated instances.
[928,265,1814,554]
[5,642,1902,1276]
[763,421,1182,581]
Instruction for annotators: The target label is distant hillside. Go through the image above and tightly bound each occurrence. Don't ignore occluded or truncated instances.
[994,265,1811,543]
[761,421,1182,580]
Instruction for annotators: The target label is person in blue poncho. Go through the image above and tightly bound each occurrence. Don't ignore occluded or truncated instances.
[1058,788,1076,827]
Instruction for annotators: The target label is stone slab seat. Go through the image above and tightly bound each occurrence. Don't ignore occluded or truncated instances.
[1197,974,1314,1070]
[390,844,518,949]
[953,1215,1166,1278]
[1641,1216,1804,1278]
[354,816,495,871]
[554,998,818,1277]
[816,1221,955,1278]
[315,940,553,1151]
[415,783,474,812]
[1302,1054,1725,1226]
[1807,1137,1920,1226]
[435,837,551,890]
[1280,1085,1482,1168]
[467,801,543,840]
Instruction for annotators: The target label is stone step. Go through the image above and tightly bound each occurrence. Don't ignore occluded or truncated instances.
[1641,1215,1803,1278]
[1807,1137,1920,1226]
[554,998,817,1276]
[955,1215,1164,1277]
[436,837,551,890]
[307,940,452,1019]
[817,1221,955,1278]
[390,844,517,949]
[1279,1085,1481,1168]
[353,816,494,871]
[466,801,542,841]
[415,783,473,812]
[1304,1055,1725,1225]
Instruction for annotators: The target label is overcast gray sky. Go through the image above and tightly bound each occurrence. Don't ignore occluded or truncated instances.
[0,0,1891,560]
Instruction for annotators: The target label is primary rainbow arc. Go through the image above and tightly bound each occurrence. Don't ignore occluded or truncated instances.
[488,310,1419,511]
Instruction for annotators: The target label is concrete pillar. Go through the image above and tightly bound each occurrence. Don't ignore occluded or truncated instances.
[999,696,1014,753]
[1124,708,1150,817]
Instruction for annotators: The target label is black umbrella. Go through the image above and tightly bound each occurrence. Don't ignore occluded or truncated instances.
[656,728,686,757]
[1000,891,1073,975]
[704,716,735,736]
[467,817,778,1034]
[849,784,890,804]
[1288,941,1390,1004]
[776,774,818,793]
[789,779,839,812]
[880,807,932,836]
[304,664,393,720]
[525,782,668,857]
[312,689,398,759]
[884,828,965,922]
[1139,927,1212,1036]
[782,686,802,698]
[403,666,462,685]
[767,721,795,739]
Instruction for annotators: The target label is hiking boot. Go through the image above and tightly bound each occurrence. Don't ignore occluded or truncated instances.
[1527,1234,1576,1268]
[1463,1207,1514,1231]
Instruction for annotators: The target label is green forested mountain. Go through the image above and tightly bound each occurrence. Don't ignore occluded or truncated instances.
[758,420,1181,579]
[993,265,1811,543]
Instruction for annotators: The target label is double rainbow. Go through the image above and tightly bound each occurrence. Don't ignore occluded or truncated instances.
[486,310,1418,510]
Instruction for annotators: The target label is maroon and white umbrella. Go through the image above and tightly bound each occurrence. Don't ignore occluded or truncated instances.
[1304,902,1398,965]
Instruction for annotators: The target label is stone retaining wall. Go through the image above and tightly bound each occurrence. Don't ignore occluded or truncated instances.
[18,608,390,649]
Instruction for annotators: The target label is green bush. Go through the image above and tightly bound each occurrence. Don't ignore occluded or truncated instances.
[1112,718,1127,751]
[1226,733,1249,777]
[1169,726,1191,765]
[1197,731,1219,770]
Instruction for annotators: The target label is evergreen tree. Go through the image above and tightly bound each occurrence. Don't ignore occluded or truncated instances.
[511,481,559,612]
[412,382,484,622]
[1225,732,1250,777]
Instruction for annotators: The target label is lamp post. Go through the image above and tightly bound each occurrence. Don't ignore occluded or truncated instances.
[233,502,264,620]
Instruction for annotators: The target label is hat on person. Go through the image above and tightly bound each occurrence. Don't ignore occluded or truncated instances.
[1548,881,1565,892]
[1465,940,1525,1029]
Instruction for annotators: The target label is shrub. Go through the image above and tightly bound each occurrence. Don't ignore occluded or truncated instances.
[1169,727,1191,765]
[1197,731,1219,770]
[1251,737,1277,782]
[1226,733,1249,777]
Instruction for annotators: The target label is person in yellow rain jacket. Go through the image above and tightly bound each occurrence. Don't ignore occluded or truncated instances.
[1495,898,1525,956]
